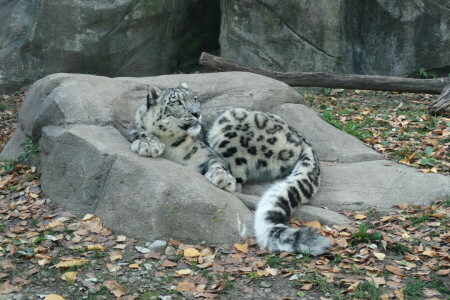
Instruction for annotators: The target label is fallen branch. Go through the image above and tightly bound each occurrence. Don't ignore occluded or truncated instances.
[199,52,449,95]
[428,84,450,116]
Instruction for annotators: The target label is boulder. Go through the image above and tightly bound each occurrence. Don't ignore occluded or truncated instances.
[220,0,450,77]
[0,0,220,92]
[2,72,449,244]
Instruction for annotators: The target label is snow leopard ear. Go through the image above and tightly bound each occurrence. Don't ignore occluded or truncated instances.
[147,86,161,109]
[180,82,189,89]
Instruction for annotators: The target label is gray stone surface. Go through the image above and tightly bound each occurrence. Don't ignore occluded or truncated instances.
[220,0,450,77]
[2,72,449,243]
[0,0,220,92]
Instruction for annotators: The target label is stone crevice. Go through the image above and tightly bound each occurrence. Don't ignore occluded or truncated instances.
[254,0,337,59]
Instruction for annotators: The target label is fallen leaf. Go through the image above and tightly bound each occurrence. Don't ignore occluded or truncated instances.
[184,248,201,257]
[129,264,139,269]
[104,280,127,297]
[44,295,65,300]
[300,283,313,290]
[106,264,121,272]
[109,251,123,262]
[176,269,193,276]
[116,235,127,242]
[371,277,386,288]
[161,260,177,268]
[177,281,196,292]
[437,269,449,276]
[61,272,77,282]
[305,220,321,229]
[385,265,404,276]
[393,289,404,299]
[423,289,440,297]
[422,249,436,257]
[56,259,88,268]
[373,252,386,260]
[0,281,22,294]
[82,214,95,221]
[234,243,249,253]
[47,220,64,229]
[87,244,104,252]
[354,214,367,220]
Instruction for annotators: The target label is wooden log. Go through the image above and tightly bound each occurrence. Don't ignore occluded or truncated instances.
[199,52,450,95]
[429,84,450,116]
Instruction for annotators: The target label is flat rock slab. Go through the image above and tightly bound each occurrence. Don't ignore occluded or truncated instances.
[2,72,449,244]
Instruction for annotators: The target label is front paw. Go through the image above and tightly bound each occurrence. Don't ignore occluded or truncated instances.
[131,138,165,157]
[205,167,236,192]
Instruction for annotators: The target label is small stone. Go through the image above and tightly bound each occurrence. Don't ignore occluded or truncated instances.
[143,263,153,271]
[128,276,140,283]
[146,240,167,252]
[135,246,151,254]
[164,246,176,256]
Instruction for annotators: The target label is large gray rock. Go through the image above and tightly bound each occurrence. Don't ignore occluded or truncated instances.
[0,0,220,92]
[220,0,450,77]
[2,72,449,244]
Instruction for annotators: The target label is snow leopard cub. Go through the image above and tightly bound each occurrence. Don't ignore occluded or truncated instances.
[128,83,331,255]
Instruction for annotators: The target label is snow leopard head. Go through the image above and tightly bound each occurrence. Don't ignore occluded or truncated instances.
[146,83,202,136]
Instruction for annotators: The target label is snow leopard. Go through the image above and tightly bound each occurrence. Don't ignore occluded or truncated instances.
[128,83,331,255]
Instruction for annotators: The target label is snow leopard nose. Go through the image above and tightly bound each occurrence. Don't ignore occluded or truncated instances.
[191,112,201,119]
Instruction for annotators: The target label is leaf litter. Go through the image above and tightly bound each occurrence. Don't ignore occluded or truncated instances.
[1,89,449,299]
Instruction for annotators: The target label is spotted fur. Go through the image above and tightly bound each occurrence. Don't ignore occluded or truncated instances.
[129,84,331,255]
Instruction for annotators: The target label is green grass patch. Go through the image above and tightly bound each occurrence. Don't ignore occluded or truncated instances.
[386,243,409,255]
[403,277,427,299]
[351,223,381,245]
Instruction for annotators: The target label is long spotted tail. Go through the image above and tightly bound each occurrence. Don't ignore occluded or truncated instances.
[254,146,331,255]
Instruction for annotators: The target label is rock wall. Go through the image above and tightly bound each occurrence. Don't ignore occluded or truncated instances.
[1,0,449,92]
[220,0,450,76]
[0,0,220,92]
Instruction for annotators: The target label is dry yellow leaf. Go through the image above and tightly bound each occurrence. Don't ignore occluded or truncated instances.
[176,281,196,292]
[422,249,436,257]
[385,265,404,276]
[106,264,121,272]
[305,220,321,229]
[82,214,95,221]
[393,289,404,300]
[373,252,386,260]
[104,280,127,297]
[437,269,450,276]
[109,251,123,262]
[44,295,65,300]
[129,264,139,269]
[184,248,201,257]
[300,283,313,290]
[87,244,104,252]
[264,267,278,276]
[61,271,77,282]
[233,242,249,253]
[372,277,386,287]
[56,259,88,268]
[176,269,193,275]
[354,214,367,220]
[256,270,270,276]
[116,235,127,242]
[0,174,14,189]
[47,220,64,228]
